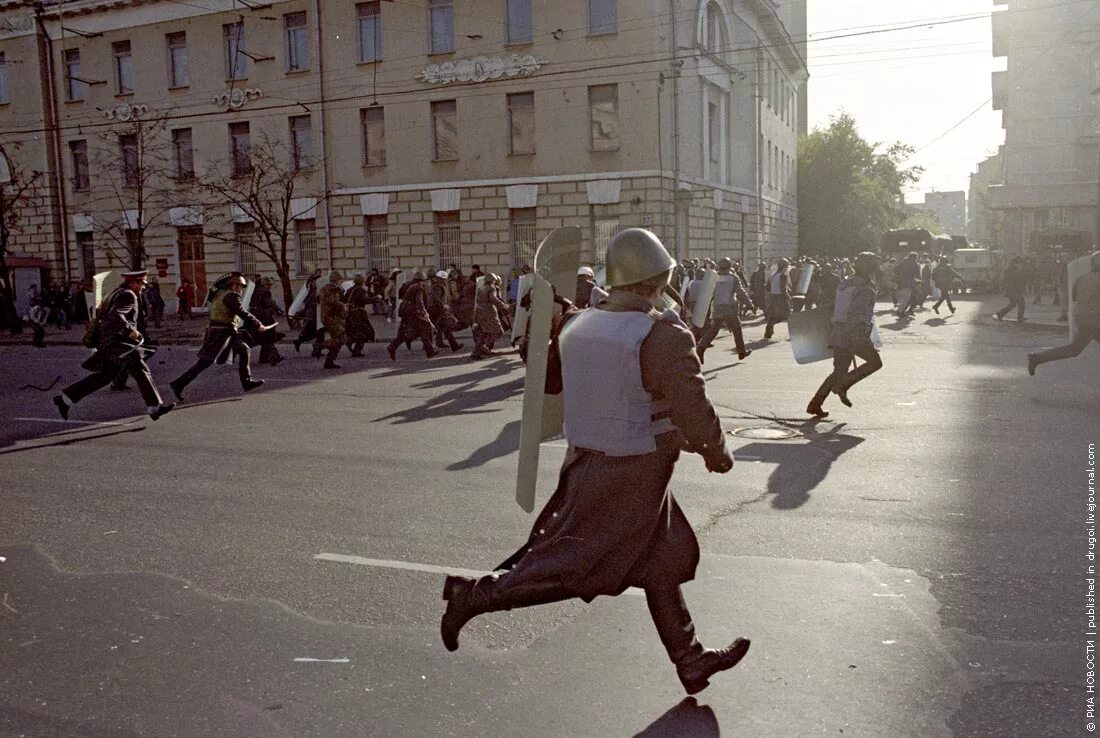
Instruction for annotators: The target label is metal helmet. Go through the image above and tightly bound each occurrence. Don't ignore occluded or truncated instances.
[578,266,595,277]
[717,257,732,271]
[412,271,426,280]
[853,251,881,276]
[604,228,676,287]
[776,258,790,269]
[1091,251,1100,269]
[329,271,344,282]
[435,270,450,279]
[227,274,247,287]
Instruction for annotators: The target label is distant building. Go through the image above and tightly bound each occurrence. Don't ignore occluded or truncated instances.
[0,0,807,302]
[986,0,1099,254]
[911,191,966,236]
[968,149,1004,248]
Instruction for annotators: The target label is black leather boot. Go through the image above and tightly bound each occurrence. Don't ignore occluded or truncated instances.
[440,573,570,652]
[646,584,750,695]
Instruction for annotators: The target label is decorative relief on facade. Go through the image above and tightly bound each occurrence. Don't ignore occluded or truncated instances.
[416,54,546,86]
[104,103,149,121]
[212,87,264,110]
[0,13,34,36]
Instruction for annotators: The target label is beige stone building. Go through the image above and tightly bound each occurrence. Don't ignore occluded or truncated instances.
[0,0,805,306]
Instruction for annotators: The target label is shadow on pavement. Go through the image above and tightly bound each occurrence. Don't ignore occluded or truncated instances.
[446,419,521,471]
[735,422,864,509]
[0,425,146,457]
[633,697,720,738]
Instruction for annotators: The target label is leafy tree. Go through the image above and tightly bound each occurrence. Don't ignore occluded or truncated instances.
[797,113,922,256]
[900,208,944,234]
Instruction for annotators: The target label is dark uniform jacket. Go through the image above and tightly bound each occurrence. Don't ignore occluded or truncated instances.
[498,291,728,601]
[831,274,877,349]
[94,288,144,359]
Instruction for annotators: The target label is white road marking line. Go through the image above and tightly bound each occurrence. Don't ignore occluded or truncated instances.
[13,417,138,427]
[314,553,644,596]
[293,657,349,663]
[872,593,906,598]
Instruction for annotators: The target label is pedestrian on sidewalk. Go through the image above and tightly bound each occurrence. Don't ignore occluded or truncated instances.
[144,278,165,328]
[440,228,749,696]
[176,278,195,320]
[54,270,174,421]
[169,273,272,401]
[806,252,884,418]
[995,257,1028,322]
[1028,251,1100,375]
[25,298,48,348]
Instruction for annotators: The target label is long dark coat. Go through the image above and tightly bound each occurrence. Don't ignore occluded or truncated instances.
[497,292,728,601]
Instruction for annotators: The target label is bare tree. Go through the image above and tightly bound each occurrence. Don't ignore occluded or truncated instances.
[199,132,324,310]
[0,143,43,330]
[88,112,187,270]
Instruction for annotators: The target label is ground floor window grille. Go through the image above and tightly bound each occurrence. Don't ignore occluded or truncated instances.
[510,208,537,272]
[435,211,462,267]
[295,219,318,275]
[593,216,619,268]
[365,214,390,272]
[235,222,256,276]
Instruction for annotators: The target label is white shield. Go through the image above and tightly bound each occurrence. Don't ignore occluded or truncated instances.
[794,264,815,296]
[515,226,582,513]
[788,307,833,364]
[288,282,310,317]
[510,273,536,345]
[690,269,719,328]
[1068,254,1092,341]
[87,270,120,315]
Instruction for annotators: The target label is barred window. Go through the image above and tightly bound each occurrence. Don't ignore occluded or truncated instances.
[295,219,318,275]
[435,211,461,267]
[510,208,537,272]
[235,222,257,275]
[593,216,619,267]
[364,214,390,272]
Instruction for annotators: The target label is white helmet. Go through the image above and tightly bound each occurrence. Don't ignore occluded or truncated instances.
[435,270,450,279]
[578,266,595,277]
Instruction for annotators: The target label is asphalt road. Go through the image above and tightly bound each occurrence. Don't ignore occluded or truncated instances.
[0,297,1095,737]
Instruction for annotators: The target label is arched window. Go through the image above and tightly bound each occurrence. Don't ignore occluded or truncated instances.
[700,1,729,55]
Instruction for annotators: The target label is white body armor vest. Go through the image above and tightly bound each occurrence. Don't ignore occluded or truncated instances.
[559,309,675,457]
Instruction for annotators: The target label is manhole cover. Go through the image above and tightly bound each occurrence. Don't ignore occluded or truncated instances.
[729,426,802,440]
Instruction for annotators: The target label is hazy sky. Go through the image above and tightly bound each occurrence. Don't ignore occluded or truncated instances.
[805,0,1005,203]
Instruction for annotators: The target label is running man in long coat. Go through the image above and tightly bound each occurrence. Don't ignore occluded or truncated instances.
[441,229,749,695]
[54,269,174,421]
[344,274,376,357]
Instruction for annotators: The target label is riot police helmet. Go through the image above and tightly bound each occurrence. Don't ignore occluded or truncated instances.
[717,257,733,271]
[604,228,677,288]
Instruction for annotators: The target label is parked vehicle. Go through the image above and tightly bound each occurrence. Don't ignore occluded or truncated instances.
[951,248,1004,292]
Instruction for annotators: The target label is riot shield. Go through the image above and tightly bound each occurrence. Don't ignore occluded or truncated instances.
[794,264,815,296]
[241,279,256,310]
[515,226,582,513]
[511,273,535,345]
[1068,254,1091,341]
[690,269,719,328]
[87,270,120,315]
[788,308,833,364]
[288,282,310,317]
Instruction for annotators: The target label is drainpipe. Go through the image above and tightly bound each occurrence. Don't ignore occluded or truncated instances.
[313,0,334,270]
[755,47,765,263]
[35,6,71,282]
[668,0,682,258]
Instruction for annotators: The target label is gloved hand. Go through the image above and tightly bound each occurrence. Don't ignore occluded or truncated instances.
[705,447,735,474]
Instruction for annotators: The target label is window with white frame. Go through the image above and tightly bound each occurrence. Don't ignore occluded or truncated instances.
[435,211,462,266]
[429,0,454,53]
[113,41,133,95]
[172,128,194,180]
[0,53,8,104]
[225,22,247,80]
[364,214,390,272]
[285,12,309,72]
[432,99,458,160]
[511,209,537,271]
[358,2,382,62]
[64,49,83,101]
[589,0,616,35]
[507,0,533,43]
[704,2,728,54]
[70,140,89,191]
[235,221,256,275]
[167,32,189,87]
[589,84,619,151]
[290,115,313,169]
[120,134,139,187]
[295,219,318,275]
[361,106,386,166]
[508,92,535,155]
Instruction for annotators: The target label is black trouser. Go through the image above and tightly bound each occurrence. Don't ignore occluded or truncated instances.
[1033,325,1100,366]
[699,309,747,354]
[932,287,955,312]
[296,315,317,344]
[64,355,162,407]
[388,318,434,355]
[810,338,883,407]
[174,329,254,390]
[997,293,1026,321]
[30,324,45,347]
[646,583,704,666]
